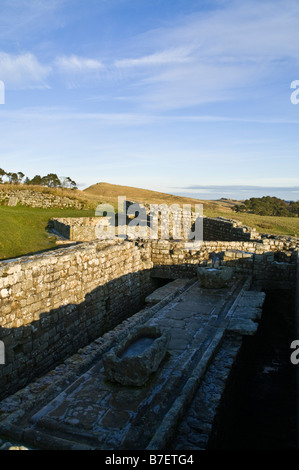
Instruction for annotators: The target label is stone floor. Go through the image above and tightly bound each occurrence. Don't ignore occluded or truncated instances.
[0,276,265,450]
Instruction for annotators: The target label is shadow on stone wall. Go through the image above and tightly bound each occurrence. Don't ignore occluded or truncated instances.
[0,268,160,400]
[0,254,297,402]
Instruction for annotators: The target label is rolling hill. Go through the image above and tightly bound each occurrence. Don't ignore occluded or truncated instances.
[83,182,238,213]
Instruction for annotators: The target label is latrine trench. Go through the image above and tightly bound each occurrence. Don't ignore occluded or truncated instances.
[206,288,297,450]
[0,272,272,450]
[0,233,298,450]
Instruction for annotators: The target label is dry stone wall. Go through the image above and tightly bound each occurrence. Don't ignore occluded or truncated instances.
[203,217,260,241]
[51,217,100,241]
[52,215,259,243]
[0,189,84,209]
[149,239,298,287]
[0,239,154,399]
[52,213,297,246]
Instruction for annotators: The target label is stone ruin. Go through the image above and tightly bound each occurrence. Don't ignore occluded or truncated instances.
[0,206,298,450]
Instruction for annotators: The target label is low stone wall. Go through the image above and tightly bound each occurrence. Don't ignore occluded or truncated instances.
[0,189,84,209]
[51,217,100,240]
[52,213,299,248]
[203,217,260,241]
[149,239,298,287]
[51,213,201,242]
[0,240,155,399]
[52,215,258,243]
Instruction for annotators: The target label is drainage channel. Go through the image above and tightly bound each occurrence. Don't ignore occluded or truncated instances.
[0,276,255,450]
[208,288,297,450]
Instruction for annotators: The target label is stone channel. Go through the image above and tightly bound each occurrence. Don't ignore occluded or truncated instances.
[0,274,265,450]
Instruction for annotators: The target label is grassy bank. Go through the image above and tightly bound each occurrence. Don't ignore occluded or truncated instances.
[0,206,94,261]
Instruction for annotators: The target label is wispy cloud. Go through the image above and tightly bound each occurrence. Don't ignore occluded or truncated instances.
[114,47,193,68]
[2,0,297,105]
[0,51,51,89]
[55,55,104,73]
[53,54,106,88]
[0,107,155,126]
[2,106,299,127]
[109,0,299,110]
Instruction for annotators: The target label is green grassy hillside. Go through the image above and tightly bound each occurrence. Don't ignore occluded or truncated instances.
[0,206,94,260]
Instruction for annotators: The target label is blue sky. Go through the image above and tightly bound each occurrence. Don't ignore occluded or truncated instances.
[0,0,299,201]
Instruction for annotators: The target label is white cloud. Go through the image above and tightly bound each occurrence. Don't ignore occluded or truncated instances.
[152,0,299,62]
[0,52,51,89]
[55,55,104,73]
[0,107,155,126]
[54,54,106,89]
[2,106,299,128]
[115,47,194,68]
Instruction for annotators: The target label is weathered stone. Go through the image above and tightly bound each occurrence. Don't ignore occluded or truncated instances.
[102,325,170,386]
[197,266,233,288]
[145,278,190,305]
[0,189,84,210]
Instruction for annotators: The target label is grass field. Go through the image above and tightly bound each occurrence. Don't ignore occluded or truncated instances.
[0,206,94,261]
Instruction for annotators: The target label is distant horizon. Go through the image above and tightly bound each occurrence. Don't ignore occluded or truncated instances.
[2,177,299,203]
[170,185,299,202]
[80,180,299,203]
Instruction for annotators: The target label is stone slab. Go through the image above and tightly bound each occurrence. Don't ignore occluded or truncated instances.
[145,279,191,305]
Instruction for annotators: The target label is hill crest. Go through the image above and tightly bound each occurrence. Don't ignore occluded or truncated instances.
[83,182,236,212]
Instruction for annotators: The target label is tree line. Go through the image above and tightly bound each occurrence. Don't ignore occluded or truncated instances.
[235,196,299,217]
[0,168,77,189]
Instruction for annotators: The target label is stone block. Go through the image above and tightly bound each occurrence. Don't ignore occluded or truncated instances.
[197,266,233,288]
[102,325,170,386]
